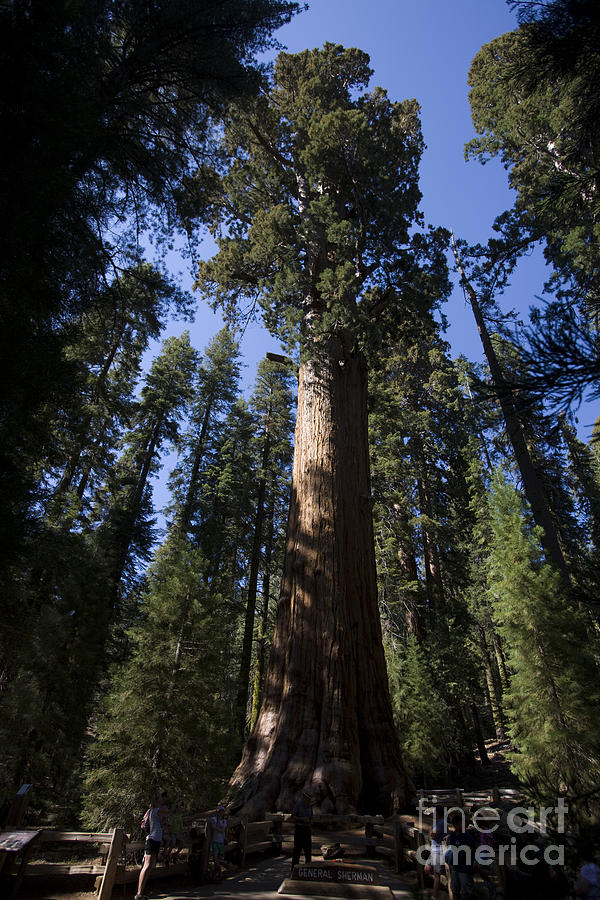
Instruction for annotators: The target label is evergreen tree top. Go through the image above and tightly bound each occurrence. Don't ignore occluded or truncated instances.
[195,43,437,354]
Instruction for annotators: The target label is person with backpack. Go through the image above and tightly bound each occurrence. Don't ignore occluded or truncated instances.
[135,790,169,900]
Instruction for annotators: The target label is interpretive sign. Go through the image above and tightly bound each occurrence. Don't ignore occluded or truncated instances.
[0,830,41,852]
[293,862,379,884]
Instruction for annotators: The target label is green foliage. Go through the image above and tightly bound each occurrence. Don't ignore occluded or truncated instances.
[0,0,300,607]
[465,1,600,405]
[195,43,429,354]
[82,347,295,826]
[95,331,198,593]
[82,538,236,829]
[467,9,600,296]
[486,472,600,797]
[387,637,460,784]
[167,328,242,533]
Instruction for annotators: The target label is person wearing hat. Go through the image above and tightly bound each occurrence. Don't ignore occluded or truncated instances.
[208,803,228,881]
[291,788,314,874]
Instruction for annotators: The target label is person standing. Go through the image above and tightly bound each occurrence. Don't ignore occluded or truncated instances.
[291,788,313,874]
[208,804,228,880]
[425,804,447,900]
[135,790,169,900]
[445,810,478,899]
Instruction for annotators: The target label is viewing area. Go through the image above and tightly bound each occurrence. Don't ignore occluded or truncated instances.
[0,782,536,899]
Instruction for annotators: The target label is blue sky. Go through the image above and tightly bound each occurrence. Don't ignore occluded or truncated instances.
[147,1,597,510]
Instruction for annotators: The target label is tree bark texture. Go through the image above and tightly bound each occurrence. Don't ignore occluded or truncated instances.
[451,236,569,582]
[228,339,407,818]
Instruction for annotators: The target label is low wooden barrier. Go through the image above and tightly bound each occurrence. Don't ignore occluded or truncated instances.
[6,828,124,900]
[417,785,523,810]
[3,790,529,898]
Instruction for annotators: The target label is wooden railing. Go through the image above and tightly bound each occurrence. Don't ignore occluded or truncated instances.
[2,829,125,900]
[417,786,523,809]
[2,787,530,898]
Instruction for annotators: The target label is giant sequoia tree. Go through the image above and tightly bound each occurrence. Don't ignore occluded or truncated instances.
[197,44,446,816]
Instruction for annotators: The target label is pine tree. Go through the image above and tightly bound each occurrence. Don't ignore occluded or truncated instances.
[368,312,490,780]
[0,333,198,803]
[168,328,242,536]
[236,357,295,740]
[46,263,175,526]
[95,332,198,608]
[486,472,600,799]
[0,0,299,574]
[452,236,570,581]
[82,537,234,830]
[387,636,458,787]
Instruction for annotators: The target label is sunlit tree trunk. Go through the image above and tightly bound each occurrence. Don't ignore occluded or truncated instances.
[229,338,407,817]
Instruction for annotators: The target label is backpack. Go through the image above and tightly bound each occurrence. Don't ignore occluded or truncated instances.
[141,807,152,832]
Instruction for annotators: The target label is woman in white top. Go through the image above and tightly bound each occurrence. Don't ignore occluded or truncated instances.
[136,790,169,900]
[426,805,447,900]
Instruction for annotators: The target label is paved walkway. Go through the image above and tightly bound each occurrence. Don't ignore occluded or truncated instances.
[142,855,418,900]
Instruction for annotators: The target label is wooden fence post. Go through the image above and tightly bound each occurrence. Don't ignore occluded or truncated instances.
[239,815,248,868]
[365,821,376,857]
[97,828,124,900]
[415,829,426,891]
[271,814,283,854]
[200,821,210,881]
[394,819,403,873]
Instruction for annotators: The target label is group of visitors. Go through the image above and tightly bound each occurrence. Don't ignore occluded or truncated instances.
[425,804,600,900]
[133,788,600,900]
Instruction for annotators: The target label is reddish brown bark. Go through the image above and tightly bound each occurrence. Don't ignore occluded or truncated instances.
[228,338,407,818]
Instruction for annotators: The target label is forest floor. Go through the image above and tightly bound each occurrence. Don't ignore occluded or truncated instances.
[469,738,520,791]
[10,740,518,900]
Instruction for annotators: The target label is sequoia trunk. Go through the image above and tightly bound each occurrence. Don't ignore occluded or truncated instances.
[228,337,407,817]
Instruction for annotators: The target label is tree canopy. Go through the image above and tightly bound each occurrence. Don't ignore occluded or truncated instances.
[196,42,443,354]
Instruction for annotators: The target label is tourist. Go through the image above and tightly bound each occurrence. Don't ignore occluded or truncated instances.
[445,810,478,899]
[135,790,169,900]
[425,804,447,900]
[291,788,313,874]
[208,804,228,880]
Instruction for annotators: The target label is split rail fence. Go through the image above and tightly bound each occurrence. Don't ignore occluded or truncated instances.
[1,785,528,899]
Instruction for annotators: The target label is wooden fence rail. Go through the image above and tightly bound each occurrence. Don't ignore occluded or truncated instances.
[2,828,124,900]
[1,788,529,898]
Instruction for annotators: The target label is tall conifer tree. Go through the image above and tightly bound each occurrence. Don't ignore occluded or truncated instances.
[196,44,450,814]
[487,473,600,800]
